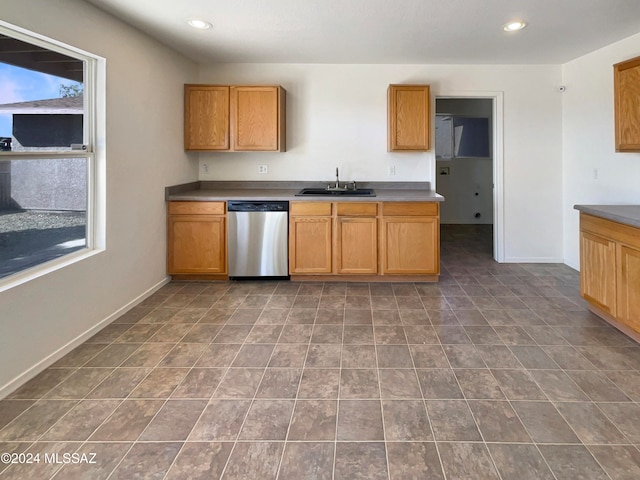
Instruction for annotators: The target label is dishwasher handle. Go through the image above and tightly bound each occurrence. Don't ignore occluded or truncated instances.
[227,201,289,212]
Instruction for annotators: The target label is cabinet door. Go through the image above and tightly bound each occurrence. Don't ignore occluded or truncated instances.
[168,215,227,274]
[289,216,332,273]
[388,85,430,151]
[231,86,284,151]
[184,85,229,150]
[336,217,378,274]
[614,56,640,152]
[618,244,640,332]
[580,231,616,315]
[382,216,439,274]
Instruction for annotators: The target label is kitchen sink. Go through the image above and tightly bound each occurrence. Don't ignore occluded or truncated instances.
[296,188,376,196]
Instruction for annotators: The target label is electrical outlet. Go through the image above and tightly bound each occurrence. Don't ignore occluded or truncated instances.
[203,163,209,174]
[258,164,269,174]
[388,165,396,176]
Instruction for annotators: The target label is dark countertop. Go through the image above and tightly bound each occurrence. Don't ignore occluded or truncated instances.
[166,181,445,202]
[574,204,640,229]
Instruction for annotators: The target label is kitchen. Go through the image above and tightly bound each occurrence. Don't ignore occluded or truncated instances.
[2,0,640,478]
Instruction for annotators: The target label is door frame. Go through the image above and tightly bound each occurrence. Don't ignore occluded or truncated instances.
[434,92,504,262]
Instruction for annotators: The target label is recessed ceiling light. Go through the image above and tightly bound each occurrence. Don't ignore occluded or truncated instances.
[503,21,527,32]
[188,19,212,30]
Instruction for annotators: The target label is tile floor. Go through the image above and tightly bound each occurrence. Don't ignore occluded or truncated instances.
[1,225,640,479]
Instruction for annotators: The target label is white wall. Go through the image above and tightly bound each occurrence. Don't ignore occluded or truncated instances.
[562,32,640,269]
[199,63,564,262]
[0,0,198,396]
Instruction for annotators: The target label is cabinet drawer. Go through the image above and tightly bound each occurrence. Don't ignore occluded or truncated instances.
[290,202,332,216]
[382,202,439,216]
[336,202,378,216]
[581,214,640,250]
[169,201,225,215]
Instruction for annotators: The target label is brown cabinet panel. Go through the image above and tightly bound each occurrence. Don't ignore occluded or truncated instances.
[289,216,332,273]
[382,216,439,274]
[184,85,229,150]
[388,85,430,151]
[336,202,378,216]
[614,56,640,152]
[336,217,378,274]
[382,202,438,217]
[168,215,227,274]
[290,201,332,216]
[618,244,640,333]
[168,201,225,215]
[231,86,285,151]
[580,231,617,315]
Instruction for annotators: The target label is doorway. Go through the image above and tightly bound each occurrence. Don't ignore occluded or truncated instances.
[435,94,503,262]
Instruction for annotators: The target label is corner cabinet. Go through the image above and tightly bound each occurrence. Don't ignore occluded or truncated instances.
[167,201,227,277]
[614,56,640,152]
[579,213,640,338]
[388,84,431,151]
[184,85,286,152]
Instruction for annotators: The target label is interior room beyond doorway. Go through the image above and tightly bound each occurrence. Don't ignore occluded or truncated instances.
[435,97,495,258]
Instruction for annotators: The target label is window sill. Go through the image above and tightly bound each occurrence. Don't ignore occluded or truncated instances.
[0,247,104,293]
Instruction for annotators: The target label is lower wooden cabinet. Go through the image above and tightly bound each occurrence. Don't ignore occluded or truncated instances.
[289,201,440,279]
[289,202,332,274]
[580,230,617,315]
[336,215,378,275]
[618,244,640,332]
[289,216,332,273]
[167,201,227,275]
[382,216,439,274]
[579,212,640,338]
[381,202,440,275]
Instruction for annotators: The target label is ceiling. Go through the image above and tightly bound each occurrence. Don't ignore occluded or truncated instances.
[84,0,640,64]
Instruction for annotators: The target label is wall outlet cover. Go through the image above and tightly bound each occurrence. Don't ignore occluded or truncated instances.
[439,167,450,175]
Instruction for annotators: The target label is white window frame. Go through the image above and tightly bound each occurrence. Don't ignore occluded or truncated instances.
[0,21,106,293]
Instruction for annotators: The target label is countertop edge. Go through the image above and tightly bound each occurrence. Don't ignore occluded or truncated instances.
[166,181,445,202]
[574,204,640,229]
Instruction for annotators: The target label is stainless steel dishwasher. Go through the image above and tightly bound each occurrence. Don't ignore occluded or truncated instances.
[227,201,289,279]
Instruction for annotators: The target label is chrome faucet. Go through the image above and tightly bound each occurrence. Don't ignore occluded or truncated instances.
[326,167,358,191]
[328,166,346,190]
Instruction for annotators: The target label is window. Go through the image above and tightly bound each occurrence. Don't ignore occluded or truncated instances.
[0,22,104,289]
[435,114,491,159]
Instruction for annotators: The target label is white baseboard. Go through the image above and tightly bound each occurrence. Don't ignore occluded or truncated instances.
[503,257,565,264]
[0,276,171,399]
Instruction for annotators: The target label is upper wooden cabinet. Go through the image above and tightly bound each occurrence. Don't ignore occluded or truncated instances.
[184,84,286,152]
[231,86,286,151]
[614,56,640,152]
[184,85,230,150]
[388,84,431,151]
